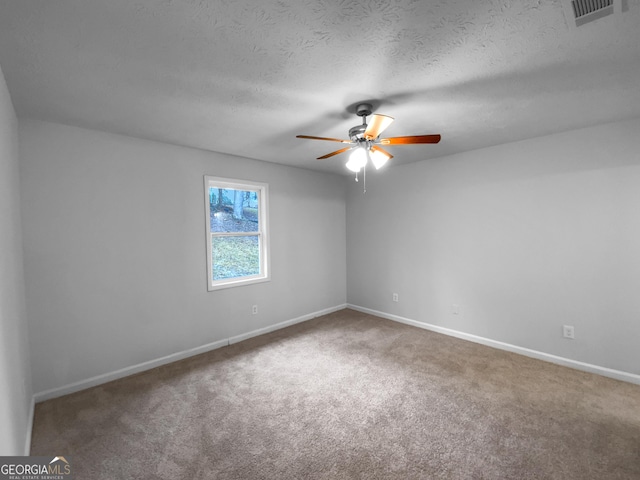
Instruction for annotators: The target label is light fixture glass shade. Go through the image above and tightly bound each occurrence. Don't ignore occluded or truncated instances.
[370,149,391,170]
[346,147,368,172]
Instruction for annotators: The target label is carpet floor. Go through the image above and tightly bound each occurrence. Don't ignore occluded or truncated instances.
[31,309,640,479]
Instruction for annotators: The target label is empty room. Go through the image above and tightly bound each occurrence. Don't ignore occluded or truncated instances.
[1,1,639,478]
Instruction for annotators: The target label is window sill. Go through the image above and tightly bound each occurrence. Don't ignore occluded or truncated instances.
[207,275,270,292]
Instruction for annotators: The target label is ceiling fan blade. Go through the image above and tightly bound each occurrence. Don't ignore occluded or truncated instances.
[317,146,352,160]
[364,114,394,140]
[371,145,394,159]
[296,135,351,143]
[379,134,441,145]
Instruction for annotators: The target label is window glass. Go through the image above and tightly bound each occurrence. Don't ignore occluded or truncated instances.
[211,236,260,281]
[209,188,260,233]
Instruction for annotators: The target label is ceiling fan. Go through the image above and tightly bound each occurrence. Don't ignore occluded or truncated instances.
[296,102,441,173]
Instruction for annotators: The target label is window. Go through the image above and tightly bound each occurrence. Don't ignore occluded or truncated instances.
[204,176,269,291]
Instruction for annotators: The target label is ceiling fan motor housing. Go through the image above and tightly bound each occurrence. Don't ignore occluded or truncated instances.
[349,124,367,141]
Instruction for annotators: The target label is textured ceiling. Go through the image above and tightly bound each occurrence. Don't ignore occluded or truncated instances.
[1,0,639,174]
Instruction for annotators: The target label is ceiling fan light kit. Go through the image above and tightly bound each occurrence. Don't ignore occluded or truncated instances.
[346,147,369,172]
[296,102,441,188]
[370,147,392,169]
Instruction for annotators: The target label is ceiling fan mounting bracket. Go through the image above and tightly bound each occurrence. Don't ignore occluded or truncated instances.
[350,103,374,140]
[355,103,373,118]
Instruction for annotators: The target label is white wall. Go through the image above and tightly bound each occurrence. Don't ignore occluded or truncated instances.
[19,120,347,395]
[0,64,32,454]
[347,117,640,376]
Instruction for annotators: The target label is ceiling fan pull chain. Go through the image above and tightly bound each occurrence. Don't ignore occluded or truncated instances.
[363,163,366,194]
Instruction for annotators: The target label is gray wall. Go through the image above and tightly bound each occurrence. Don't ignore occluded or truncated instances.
[347,117,640,376]
[0,65,32,454]
[19,119,347,394]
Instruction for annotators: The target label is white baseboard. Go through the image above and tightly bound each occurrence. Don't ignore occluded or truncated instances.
[229,304,347,345]
[34,338,229,403]
[24,396,34,455]
[348,304,640,386]
[34,304,347,402]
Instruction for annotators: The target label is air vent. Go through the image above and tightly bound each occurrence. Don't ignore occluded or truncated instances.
[562,0,621,28]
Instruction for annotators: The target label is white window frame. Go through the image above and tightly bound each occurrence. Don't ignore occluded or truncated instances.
[204,176,270,291]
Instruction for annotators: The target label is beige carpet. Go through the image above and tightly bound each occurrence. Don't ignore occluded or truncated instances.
[31,309,640,479]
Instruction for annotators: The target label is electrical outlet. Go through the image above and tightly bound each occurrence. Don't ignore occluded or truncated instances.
[392,293,399,302]
[252,305,258,315]
[562,325,575,339]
